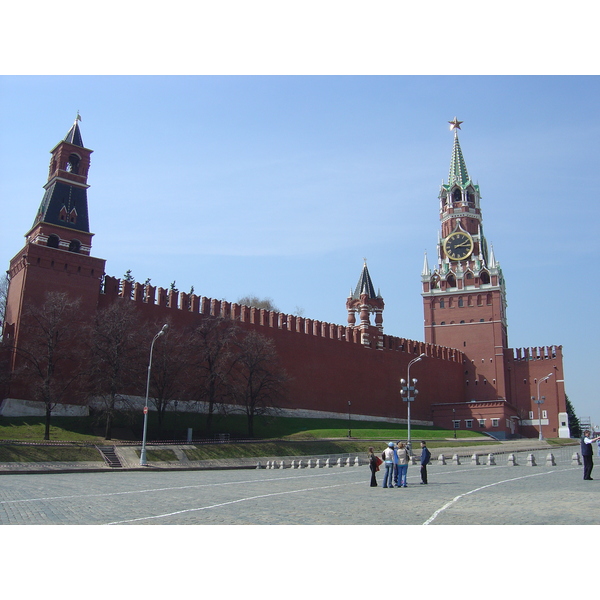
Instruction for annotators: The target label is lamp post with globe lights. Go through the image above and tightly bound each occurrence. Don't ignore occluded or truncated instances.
[401,353,426,454]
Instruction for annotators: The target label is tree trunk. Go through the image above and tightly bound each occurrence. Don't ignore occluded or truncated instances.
[44,405,51,441]
[104,410,113,440]
[206,402,214,434]
[247,411,254,438]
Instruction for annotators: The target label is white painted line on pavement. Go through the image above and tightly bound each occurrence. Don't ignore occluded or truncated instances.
[105,480,364,525]
[0,469,357,505]
[423,467,578,525]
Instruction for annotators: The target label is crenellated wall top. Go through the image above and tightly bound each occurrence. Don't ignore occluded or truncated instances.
[101,275,464,363]
[510,346,562,362]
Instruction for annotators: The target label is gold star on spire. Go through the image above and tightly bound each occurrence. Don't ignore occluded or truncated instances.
[449,117,463,131]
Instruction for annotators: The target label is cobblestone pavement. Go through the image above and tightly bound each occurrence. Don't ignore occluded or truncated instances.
[1,456,597,525]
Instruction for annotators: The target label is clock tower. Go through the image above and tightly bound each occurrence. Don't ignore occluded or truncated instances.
[422,119,509,402]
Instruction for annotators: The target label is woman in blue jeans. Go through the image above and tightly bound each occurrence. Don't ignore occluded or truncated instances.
[396,442,409,487]
[382,442,395,488]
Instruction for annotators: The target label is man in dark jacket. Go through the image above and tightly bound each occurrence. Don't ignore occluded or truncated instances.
[420,440,431,484]
[581,430,600,480]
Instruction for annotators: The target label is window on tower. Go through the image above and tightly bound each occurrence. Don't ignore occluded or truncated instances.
[47,234,60,248]
[65,154,80,174]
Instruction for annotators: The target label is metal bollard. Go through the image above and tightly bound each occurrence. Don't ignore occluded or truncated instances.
[545,453,556,467]
[471,453,480,465]
[437,454,446,465]
[527,453,536,467]
[572,452,581,466]
[452,454,461,465]
[487,454,496,465]
[507,453,518,466]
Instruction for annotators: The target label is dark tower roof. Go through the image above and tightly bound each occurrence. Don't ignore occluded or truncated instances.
[352,260,379,300]
[31,117,92,234]
[63,116,84,147]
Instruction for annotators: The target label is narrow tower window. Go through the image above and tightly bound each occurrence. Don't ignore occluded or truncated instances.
[65,154,80,174]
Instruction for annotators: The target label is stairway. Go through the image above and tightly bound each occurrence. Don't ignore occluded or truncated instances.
[96,445,123,468]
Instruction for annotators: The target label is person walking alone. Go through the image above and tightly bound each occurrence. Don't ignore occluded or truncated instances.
[420,440,431,485]
[581,430,600,480]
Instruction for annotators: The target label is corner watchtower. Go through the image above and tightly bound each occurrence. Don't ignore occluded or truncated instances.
[3,116,106,371]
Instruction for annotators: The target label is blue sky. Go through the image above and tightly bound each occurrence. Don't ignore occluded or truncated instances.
[2,0,598,578]
[1,75,599,427]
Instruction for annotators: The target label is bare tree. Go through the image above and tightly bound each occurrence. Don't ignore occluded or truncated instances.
[229,331,289,437]
[88,300,145,440]
[14,292,86,440]
[237,295,279,312]
[188,317,238,434]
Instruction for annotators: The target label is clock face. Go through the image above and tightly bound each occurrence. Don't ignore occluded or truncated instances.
[444,231,474,261]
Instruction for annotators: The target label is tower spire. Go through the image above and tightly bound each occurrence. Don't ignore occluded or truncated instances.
[447,117,469,187]
[352,258,378,300]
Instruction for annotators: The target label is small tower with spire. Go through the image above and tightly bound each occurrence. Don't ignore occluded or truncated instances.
[346,259,384,348]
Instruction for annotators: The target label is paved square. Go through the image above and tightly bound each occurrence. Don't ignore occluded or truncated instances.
[1,458,597,525]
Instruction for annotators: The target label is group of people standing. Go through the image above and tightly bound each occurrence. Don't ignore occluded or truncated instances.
[368,441,431,488]
[368,431,600,486]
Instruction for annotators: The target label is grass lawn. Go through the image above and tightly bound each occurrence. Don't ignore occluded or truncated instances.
[0,413,517,463]
[0,444,102,463]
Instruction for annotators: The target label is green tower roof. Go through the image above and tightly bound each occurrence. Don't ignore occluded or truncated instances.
[448,130,470,187]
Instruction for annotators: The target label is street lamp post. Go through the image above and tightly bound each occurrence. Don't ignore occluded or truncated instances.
[534,372,553,441]
[139,324,168,466]
[401,353,426,454]
[347,401,352,438]
[453,408,457,439]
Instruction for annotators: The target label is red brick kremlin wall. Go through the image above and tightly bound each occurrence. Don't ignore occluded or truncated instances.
[99,276,466,423]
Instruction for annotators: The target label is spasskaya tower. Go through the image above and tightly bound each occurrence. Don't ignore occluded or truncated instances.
[422,119,508,402]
